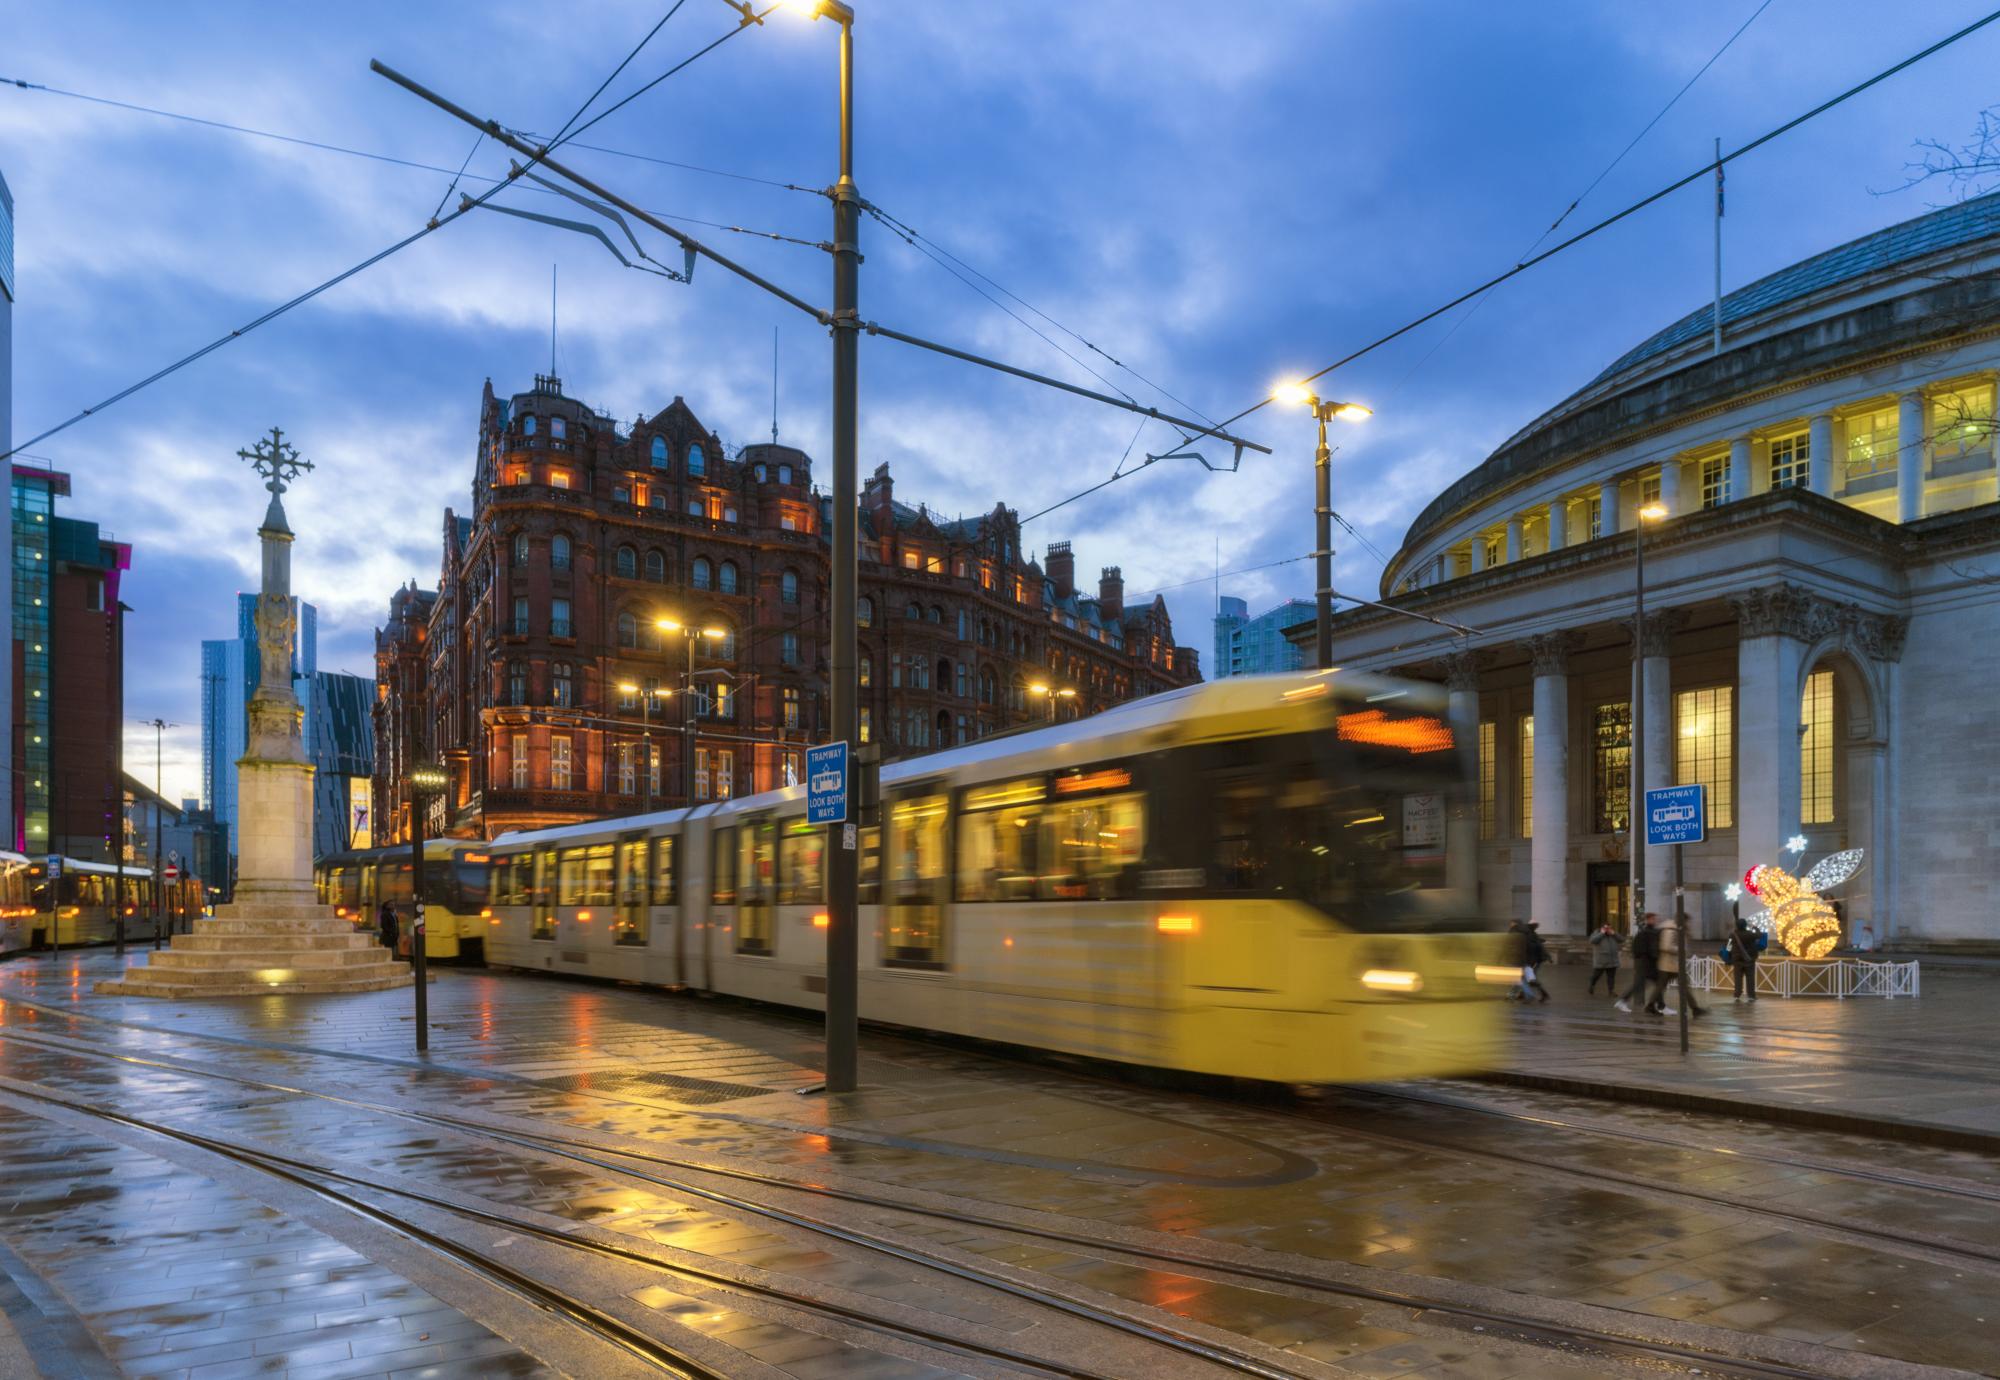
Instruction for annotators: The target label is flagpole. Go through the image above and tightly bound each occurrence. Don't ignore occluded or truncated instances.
[1712,135,1724,356]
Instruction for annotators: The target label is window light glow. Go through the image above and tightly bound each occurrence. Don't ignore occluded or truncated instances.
[1361,969,1423,993]
[1475,965,1524,985]
[1156,914,1197,934]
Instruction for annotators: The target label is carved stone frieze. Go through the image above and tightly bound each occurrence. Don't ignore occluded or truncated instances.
[1730,582,1908,663]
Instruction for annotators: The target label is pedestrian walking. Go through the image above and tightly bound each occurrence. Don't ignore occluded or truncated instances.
[1506,920,1550,1003]
[1726,914,1760,1001]
[1587,923,1621,997]
[377,899,399,956]
[1656,918,1706,1019]
[1615,914,1661,1014]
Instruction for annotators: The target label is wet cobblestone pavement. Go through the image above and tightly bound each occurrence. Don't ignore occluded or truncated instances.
[0,952,1996,1378]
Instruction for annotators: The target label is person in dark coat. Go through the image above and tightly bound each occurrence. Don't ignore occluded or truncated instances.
[1615,914,1661,1014]
[1728,915,1760,1001]
[377,899,399,955]
[1587,923,1621,997]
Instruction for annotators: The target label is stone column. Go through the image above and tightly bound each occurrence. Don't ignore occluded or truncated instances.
[1435,553,1449,585]
[1527,632,1578,934]
[1809,413,1834,495]
[1630,609,1684,902]
[1897,389,1926,522]
[1731,586,1810,890]
[1469,536,1487,573]
[1657,460,1681,517]
[1598,478,1621,538]
[1728,436,1750,505]
[1505,516,1523,563]
[1444,649,1483,907]
[1546,499,1568,552]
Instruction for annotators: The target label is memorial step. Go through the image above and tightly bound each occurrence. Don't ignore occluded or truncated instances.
[95,972,415,998]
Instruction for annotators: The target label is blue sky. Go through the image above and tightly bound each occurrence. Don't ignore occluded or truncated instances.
[3,0,1994,801]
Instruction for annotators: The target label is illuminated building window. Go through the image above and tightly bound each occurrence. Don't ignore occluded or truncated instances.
[1701,457,1729,510]
[551,661,573,708]
[783,686,801,730]
[1518,714,1534,839]
[1931,384,1996,466]
[1845,404,1899,482]
[1640,472,1662,506]
[1801,670,1835,824]
[903,550,919,569]
[1587,498,1602,540]
[1481,534,1501,568]
[694,747,710,800]
[649,743,661,795]
[550,736,572,791]
[549,471,570,490]
[1769,431,1810,489]
[511,735,529,788]
[1477,721,1496,840]
[1591,702,1631,834]
[617,744,636,795]
[859,706,872,744]
[1674,685,1734,829]
[714,750,734,800]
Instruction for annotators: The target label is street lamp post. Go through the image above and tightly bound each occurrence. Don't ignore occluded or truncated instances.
[1272,384,1373,669]
[615,683,671,814]
[1628,501,1668,938]
[657,619,726,808]
[1027,683,1077,723]
[407,762,449,1053]
[142,717,172,945]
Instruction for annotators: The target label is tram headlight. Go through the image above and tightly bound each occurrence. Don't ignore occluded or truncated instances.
[1474,965,1524,985]
[1156,914,1197,935]
[1361,968,1423,993]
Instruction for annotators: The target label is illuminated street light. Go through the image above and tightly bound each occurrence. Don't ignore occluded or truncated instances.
[1271,381,1374,669]
[1629,489,1674,991]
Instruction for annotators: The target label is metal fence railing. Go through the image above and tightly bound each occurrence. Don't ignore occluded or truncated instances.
[1687,954,1920,998]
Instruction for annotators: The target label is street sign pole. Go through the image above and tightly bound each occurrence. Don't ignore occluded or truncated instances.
[1644,783,1705,1058]
[806,738,852,1092]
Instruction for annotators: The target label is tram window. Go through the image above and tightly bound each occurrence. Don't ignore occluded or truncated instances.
[712,827,738,904]
[778,821,825,904]
[859,826,881,906]
[956,778,1042,901]
[615,839,650,947]
[493,855,526,905]
[738,820,777,954]
[453,854,491,909]
[559,845,615,907]
[1039,792,1144,901]
[1211,779,1268,890]
[650,835,677,905]
[886,794,948,966]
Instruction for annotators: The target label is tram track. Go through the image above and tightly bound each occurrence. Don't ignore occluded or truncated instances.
[0,1023,1933,1380]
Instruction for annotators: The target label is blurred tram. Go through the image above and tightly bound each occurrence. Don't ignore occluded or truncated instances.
[482,672,1513,1084]
[314,841,494,963]
[0,855,206,955]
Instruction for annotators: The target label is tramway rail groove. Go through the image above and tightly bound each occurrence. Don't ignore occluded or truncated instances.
[0,1023,1923,1380]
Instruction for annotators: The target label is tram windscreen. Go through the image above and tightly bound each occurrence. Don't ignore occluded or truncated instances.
[1161,721,1481,932]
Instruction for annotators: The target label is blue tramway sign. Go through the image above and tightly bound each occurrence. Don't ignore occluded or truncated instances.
[807,741,849,826]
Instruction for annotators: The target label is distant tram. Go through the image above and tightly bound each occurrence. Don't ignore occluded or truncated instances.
[0,855,207,955]
[477,672,1512,1084]
[314,840,493,963]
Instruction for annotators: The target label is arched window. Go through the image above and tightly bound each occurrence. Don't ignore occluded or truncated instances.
[858,596,874,627]
[650,492,667,510]
[551,662,574,708]
[616,612,637,648]
[928,604,943,624]
[687,444,707,477]
[508,661,527,705]
[615,545,637,579]
[644,549,666,583]
[550,416,566,440]
[781,569,799,605]
[957,610,969,641]
[650,435,668,467]
[906,602,920,620]
[714,625,737,660]
[719,561,739,594]
[720,505,736,524]
[778,464,793,484]
[551,534,571,571]
[692,557,712,590]
[639,617,661,652]
[511,532,528,565]
[956,663,969,699]
[688,500,703,517]
[522,414,537,436]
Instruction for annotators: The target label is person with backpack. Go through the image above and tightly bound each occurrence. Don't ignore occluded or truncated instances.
[1615,913,1661,1014]
[1726,914,1761,1001]
[1587,923,1621,997]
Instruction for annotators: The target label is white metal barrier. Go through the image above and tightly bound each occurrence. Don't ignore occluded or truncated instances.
[1687,954,1920,998]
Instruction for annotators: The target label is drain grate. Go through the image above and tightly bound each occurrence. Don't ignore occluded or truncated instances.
[532,1070,780,1105]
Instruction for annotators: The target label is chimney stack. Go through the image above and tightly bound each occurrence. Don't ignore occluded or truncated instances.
[1046,541,1075,599]
[862,462,894,528]
[1099,565,1124,622]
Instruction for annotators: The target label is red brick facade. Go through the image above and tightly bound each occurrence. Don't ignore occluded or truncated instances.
[372,376,1200,842]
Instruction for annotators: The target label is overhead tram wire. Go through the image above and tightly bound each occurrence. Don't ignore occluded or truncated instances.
[1011,5,2000,528]
[0,5,772,466]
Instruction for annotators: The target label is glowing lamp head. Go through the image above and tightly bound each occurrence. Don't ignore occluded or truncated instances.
[1056,687,1077,699]
[617,682,640,695]
[1028,682,1050,696]
[1272,381,1317,409]
[656,617,683,632]
[701,626,728,641]
[1333,402,1373,422]
[1637,502,1669,522]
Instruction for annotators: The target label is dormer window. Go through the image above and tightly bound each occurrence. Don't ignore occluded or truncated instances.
[523,415,537,436]
[650,435,668,468]
[688,443,707,477]
[550,416,566,440]
[778,464,793,485]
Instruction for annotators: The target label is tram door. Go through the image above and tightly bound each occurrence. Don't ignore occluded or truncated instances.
[531,850,557,941]
[738,817,777,958]
[1587,862,1631,936]
[886,790,949,968]
[615,834,649,950]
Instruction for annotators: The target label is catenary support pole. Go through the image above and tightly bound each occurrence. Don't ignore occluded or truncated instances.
[410,795,428,1053]
[1676,842,1690,1055]
[1314,409,1333,670]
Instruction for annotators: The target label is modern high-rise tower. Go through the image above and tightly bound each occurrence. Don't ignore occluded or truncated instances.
[1,169,20,849]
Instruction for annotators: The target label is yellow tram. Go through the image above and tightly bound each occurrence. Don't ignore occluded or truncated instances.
[0,855,206,954]
[314,840,494,963]
[481,671,1514,1084]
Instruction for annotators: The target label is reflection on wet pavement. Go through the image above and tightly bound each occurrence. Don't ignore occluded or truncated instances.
[0,952,1994,1378]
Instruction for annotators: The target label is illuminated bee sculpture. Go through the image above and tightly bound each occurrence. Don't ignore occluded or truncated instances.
[1726,841,1865,960]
